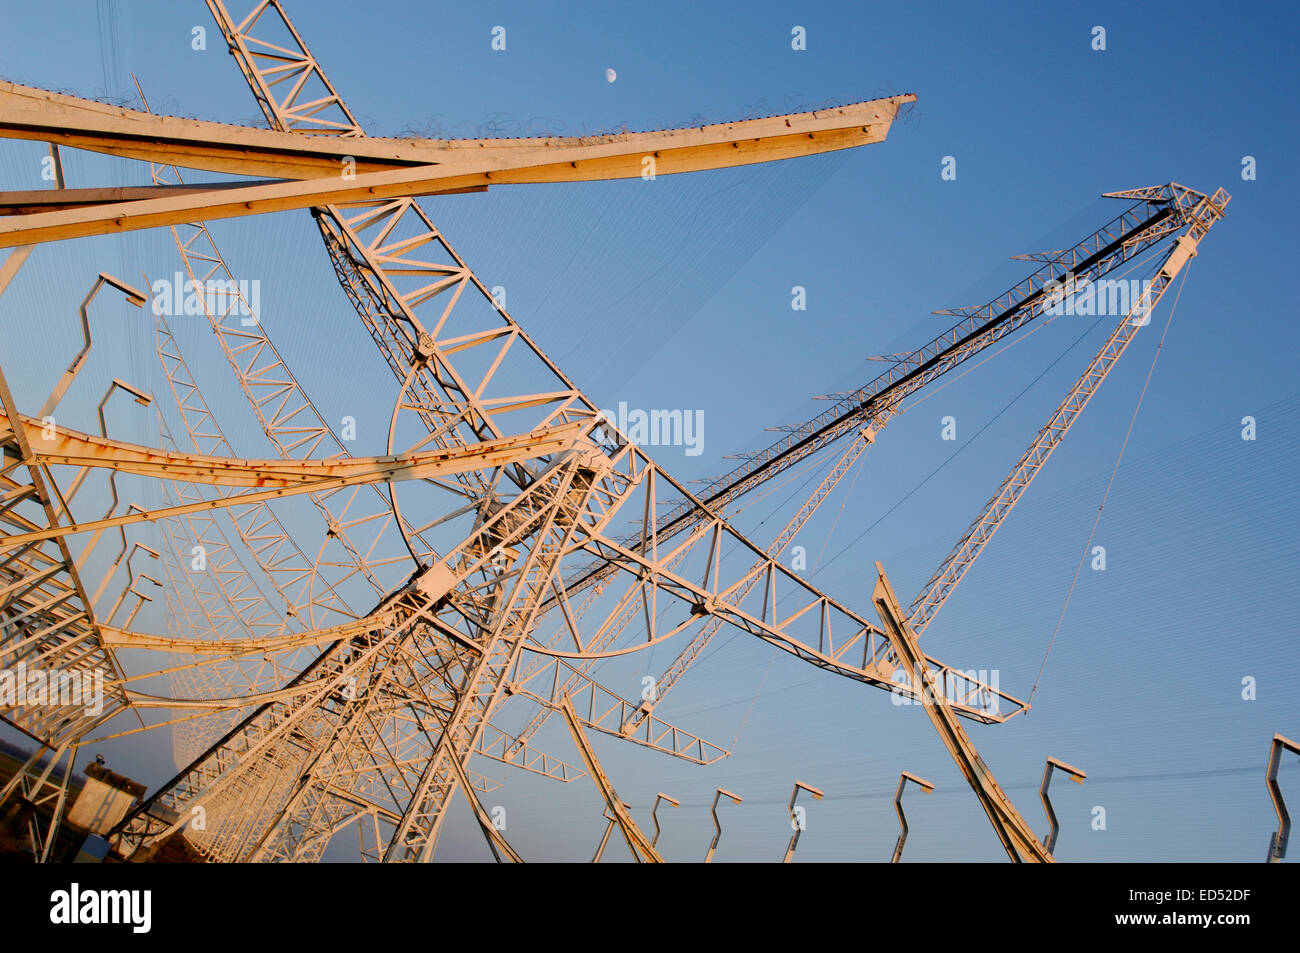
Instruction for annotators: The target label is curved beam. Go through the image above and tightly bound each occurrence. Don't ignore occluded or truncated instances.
[0,417,583,549]
[0,82,913,247]
[100,615,390,654]
[7,411,581,487]
[0,79,912,181]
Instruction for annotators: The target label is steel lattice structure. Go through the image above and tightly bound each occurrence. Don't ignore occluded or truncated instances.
[0,1,1229,863]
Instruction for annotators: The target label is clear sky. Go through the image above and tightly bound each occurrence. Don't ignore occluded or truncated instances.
[0,0,1296,862]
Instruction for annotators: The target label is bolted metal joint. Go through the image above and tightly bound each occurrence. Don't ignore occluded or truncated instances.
[413,332,437,365]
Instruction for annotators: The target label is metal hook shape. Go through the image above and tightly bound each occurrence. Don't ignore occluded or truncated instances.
[1266,734,1300,862]
[1039,757,1086,855]
[650,793,679,848]
[704,788,742,863]
[891,771,934,863]
[783,780,824,863]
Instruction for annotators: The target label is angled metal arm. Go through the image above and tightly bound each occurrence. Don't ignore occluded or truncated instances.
[1039,757,1086,854]
[891,771,934,863]
[874,563,1052,863]
[592,808,618,864]
[650,793,679,848]
[783,780,824,862]
[705,788,742,863]
[38,272,146,419]
[559,694,662,863]
[442,742,523,864]
[637,185,1227,550]
[1267,733,1300,862]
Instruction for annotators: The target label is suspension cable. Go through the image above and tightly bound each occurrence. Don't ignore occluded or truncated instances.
[1029,262,1192,703]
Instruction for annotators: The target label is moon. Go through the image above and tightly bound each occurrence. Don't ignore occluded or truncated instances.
[605,68,617,84]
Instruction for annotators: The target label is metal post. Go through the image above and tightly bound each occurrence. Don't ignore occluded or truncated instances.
[123,575,162,627]
[1266,734,1300,862]
[1039,757,1086,854]
[592,810,617,864]
[704,788,742,863]
[891,771,934,863]
[38,273,147,419]
[783,780,824,863]
[650,793,679,848]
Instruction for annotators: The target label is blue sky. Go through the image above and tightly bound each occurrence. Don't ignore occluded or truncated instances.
[0,0,1297,861]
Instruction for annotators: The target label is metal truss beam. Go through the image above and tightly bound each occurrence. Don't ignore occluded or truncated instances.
[873,564,1053,863]
[907,194,1228,634]
[560,693,662,863]
[640,187,1214,540]
[0,416,582,550]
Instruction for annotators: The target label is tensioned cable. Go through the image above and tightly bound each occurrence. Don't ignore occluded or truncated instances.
[588,252,1168,703]
[800,251,1160,580]
[898,253,1154,415]
[1029,261,1191,704]
[671,254,1157,671]
[725,441,840,521]
[672,390,1296,724]
[727,651,779,752]
[810,306,1118,579]
[813,446,868,572]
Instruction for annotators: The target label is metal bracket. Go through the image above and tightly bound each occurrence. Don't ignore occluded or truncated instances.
[891,771,934,862]
[704,787,742,863]
[1267,733,1300,862]
[783,780,824,862]
[1039,757,1086,854]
